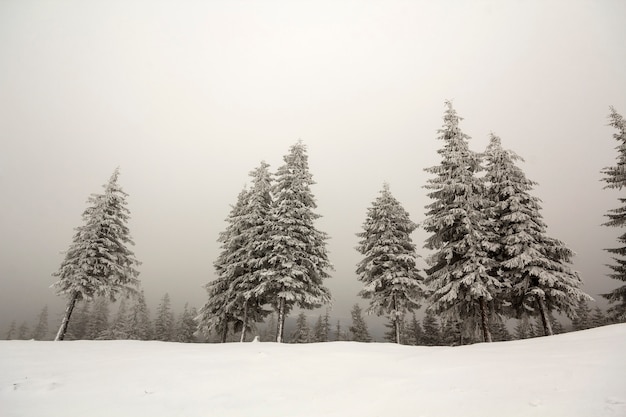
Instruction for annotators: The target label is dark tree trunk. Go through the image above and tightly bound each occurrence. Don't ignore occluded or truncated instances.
[393,294,401,344]
[537,298,554,336]
[240,302,248,342]
[55,292,79,341]
[479,297,493,343]
[276,298,286,343]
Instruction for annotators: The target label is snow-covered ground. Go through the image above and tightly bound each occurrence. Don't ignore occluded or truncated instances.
[1,324,625,417]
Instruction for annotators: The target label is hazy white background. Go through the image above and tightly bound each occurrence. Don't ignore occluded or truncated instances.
[1,0,625,336]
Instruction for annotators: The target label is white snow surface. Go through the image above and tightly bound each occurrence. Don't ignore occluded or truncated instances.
[2,324,625,417]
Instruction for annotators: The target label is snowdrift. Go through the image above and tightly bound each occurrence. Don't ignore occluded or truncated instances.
[1,324,625,417]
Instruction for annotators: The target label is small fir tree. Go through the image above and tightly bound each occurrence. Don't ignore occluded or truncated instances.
[108,298,130,339]
[52,168,140,341]
[31,305,49,340]
[349,303,372,342]
[66,301,90,340]
[404,313,423,345]
[127,290,152,340]
[591,306,607,328]
[257,142,332,342]
[572,300,593,331]
[484,134,592,336]
[421,310,440,346]
[312,310,331,342]
[356,183,425,344]
[176,303,198,343]
[291,312,311,343]
[17,322,30,340]
[601,107,626,320]
[514,316,534,339]
[5,321,17,340]
[86,297,110,339]
[423,102,500,343]
[155,293,175,341]
[334,320,344,341]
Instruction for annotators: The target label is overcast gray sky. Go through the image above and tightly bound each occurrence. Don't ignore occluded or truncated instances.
[1,0,625,337]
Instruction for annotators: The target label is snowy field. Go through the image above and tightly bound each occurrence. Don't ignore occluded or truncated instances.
[1,325,625,417]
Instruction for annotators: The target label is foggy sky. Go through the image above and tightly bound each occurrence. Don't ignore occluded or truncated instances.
[1,0,625,337]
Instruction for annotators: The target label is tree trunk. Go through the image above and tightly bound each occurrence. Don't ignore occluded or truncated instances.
[276,298,286,343]
[479,297,493,343]
[393,294,401,344]
[537,298,554,336]
[240,302,248,343]
[55,292,79,341]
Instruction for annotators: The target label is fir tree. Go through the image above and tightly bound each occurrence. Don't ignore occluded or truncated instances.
[549,313,565,334]
[17,322,30,340]
[291,312,311,343]
[127,290,152,340]
[312,310,331,342]
[261,313,278,342]
[52,168,140,341]
[484,134,591,336]
[384,318,404,343]
[349,303,372,342]
[356,183,425,344]
[489,317,512,342]
[591,306,607,328]
[155,293,175,341]
[108,298,130,339]
[87,297,110,339]
[257,142,332,342]
[5,320,16,340]
[440,318,467,346]
[514,316,534,339]
[197,188,249,343]
[572,300,593,331]
[334,320,344,341]
[423,102,500,343]
[421,310,440,346]
[601,107,626,320]
[230,162,274,342]
[404,313,423,346]
[31,305,49,340]
[176,303,198,343]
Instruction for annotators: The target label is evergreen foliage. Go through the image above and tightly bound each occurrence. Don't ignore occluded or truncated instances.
[108,299,130,339]
[591,306,607,328]
[66,301,90,340]
[155,293,175,341]
[291,312,311,343]
[601,107,626,320]
[31,305,49,340]
[197,188,249,343]
[423,102,500,343]
[484,134,591,336]
[514,316,535,339]
[127,290,152,340]
[421,310,440,346]
[312,310,331,342]
[17,322,30,340]
[356,183,424,344]
[86,297,110,340]
[404,313,423,346]
[257,142,332,342]
[349,303,372,342]
[572,300,593,331]
[52,168,140,341]
[176,303,198,343]
[5,321,16,340]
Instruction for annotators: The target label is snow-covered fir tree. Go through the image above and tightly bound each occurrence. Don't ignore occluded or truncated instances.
[86,297,110,340]
[291,312,311,343]
[127,290,152,340]
[572,300,593,331]
[52,168,140,341]
[312,309,331,342]
[356,183,425,344]
[31,305,49,340]
[349,303,372,342]
[5,321,16,340]
[591,306,607,328]
[423,102,500,343]
[197,188,250,343]
[176,303,198,343]
[155,293,175,341]
[256,141,332,342]
[17,322,30,340]
[601,107,626,321]
[484,134,591,336]
[421,310,440,346]
[229,162,274,342]
[66,301,90,340]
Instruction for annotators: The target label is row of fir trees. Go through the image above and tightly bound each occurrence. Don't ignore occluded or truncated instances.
[50,103,626,343]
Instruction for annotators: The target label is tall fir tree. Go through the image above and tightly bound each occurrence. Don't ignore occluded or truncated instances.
[257,141,332,342]
[229,162,274,342]
[600,107,626,320]
[484,134,591,335]
[154,293,175,341]
[349,303,372,342]
[127,290,152,340]
[423,102,500,342]
[52,168,140,341]
[197,188,249,343]
[356,183,425,344]
[31,305,49,340]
